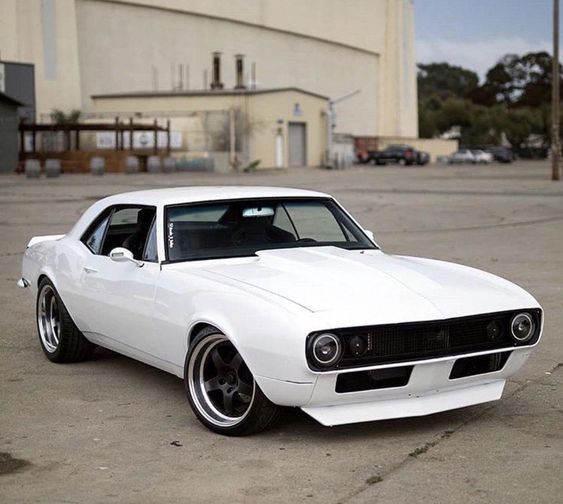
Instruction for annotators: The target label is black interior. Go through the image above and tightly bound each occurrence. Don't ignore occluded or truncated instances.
[168,202,303,261]
[172,219,296,258]
[83,206,157,260]
[101,224,137,256]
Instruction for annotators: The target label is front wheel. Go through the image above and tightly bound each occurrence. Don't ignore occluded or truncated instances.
[185,327,279,436]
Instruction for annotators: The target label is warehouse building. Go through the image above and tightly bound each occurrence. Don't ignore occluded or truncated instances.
[0,92,23,173]
[91,87,328,170]
[0,0,435,169]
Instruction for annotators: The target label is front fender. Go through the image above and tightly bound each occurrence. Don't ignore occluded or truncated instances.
[184,292,315,384]
[155,268,317,386]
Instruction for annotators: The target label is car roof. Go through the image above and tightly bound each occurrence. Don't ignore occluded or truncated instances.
[99,186,329,206]
[67,186,331,238]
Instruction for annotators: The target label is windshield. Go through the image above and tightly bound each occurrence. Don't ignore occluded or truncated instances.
[165,198,376,262]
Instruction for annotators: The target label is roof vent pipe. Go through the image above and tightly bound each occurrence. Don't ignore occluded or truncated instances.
[211,51,224,90]
[234,54,246,89]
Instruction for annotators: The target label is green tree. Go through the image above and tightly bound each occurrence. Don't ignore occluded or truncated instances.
[470,51,561,108]
[50,109,81,124]
[418,62,479,101]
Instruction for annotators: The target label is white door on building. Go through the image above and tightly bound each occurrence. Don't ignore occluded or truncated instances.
[288,122,307,167]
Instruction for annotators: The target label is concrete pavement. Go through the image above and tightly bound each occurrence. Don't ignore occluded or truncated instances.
[1,161,561,503]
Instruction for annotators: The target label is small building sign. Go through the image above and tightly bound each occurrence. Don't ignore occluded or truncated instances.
[96,131,182,149]
[292,102,303,117]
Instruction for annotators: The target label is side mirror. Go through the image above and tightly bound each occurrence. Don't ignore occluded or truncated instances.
[364,229,375,242]
[109,247,143,267]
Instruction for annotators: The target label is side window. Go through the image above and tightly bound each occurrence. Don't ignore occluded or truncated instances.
[142,218,158,262]
[84,214,110,254]
[103,206,156,259]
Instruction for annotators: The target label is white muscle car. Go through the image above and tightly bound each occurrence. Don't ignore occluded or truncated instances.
[18,187,542,436]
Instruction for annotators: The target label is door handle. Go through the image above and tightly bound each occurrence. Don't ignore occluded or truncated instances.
[83,266,98,274]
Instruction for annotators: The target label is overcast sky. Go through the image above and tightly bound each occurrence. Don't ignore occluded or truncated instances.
[415,0,557,79]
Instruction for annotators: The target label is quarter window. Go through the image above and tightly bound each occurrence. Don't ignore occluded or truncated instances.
[84,214,110,254]
[142,218,158,262]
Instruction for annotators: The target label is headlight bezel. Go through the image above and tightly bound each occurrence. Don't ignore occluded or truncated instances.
[309,333,343,368]
[510,312,535,343]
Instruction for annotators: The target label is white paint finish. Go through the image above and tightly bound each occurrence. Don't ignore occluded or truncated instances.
[302,381,505,427]
[20,187,542,426]
[304,348,531,408]
[77,255,160,353]
[207,247,538,318]
[27,234,65,247]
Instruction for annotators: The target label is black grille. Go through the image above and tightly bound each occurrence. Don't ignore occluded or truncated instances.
[336,366,413,393]
[307,309,541,371]
[449,352,511,380]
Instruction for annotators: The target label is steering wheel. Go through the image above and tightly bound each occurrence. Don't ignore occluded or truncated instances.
[231,228,278,246]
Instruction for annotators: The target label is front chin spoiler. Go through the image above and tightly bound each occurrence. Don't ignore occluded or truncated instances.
[301,380,505,427]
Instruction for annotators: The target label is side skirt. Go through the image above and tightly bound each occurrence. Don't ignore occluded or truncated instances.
[84,332,184,378]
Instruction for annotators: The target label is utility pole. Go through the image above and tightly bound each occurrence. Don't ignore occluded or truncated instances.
[552,0,560,180]
[325,89,361,168]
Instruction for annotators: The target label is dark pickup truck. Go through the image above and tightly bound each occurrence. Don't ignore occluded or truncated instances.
[364,144,429,166]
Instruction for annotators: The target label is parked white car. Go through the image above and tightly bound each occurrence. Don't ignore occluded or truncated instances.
[19,187,542,435]
[450,149,476,164]
[472,149,494,164]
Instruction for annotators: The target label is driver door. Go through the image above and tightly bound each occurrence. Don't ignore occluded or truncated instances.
[77,205,159,356]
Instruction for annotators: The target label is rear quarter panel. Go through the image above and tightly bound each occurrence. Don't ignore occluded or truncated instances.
[22,237,91,329]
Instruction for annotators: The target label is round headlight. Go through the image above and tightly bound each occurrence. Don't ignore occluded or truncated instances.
[312,333,342,367]
[510,313,534,342]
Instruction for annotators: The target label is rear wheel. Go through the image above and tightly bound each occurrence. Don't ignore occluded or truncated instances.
[36,278,95,362]
[185,327,279,436]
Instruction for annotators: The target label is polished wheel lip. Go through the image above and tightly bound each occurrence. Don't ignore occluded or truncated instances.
[37,285,60,353]
[188,334,256,428]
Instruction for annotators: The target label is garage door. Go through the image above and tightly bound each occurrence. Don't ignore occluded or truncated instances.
[288,122,307,167]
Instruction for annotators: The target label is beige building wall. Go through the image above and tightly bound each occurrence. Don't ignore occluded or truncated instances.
[74,0,378,136]
[90,89,328,168]
[248,90,327,167]
[0,0,417,138]
[0,0,83,115]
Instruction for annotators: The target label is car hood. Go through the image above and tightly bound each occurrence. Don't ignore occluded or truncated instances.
[202,247,537,321]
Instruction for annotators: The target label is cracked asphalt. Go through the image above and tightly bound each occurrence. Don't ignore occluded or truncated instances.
[1,161,562,503]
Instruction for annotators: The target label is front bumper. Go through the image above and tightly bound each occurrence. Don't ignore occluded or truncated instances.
[303,380,504,426]
[256,347,533,426]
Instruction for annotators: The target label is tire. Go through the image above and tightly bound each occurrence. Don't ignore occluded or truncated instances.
[184,326,280,436]
[36,278,95,363]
